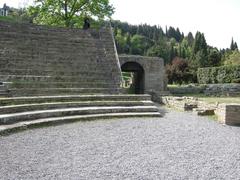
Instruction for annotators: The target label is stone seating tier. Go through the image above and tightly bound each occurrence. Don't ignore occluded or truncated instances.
[0,94,161,135]
[0,20,122,96]
[0,21,162,135]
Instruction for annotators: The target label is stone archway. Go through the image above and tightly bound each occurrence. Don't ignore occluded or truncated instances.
[119,55,166,101]
[121,62,145,94]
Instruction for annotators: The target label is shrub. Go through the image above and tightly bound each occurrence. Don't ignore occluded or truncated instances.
[232,78,240,83]
[166,57,197,84]
[197,65,240,84]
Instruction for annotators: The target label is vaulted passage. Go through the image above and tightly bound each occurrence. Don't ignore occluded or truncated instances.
[121,62,144,94]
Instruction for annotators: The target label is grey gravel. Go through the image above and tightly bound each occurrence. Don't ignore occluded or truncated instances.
[1,107,240,180]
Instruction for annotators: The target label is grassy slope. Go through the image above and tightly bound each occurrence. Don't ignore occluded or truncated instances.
[0,16,17,22]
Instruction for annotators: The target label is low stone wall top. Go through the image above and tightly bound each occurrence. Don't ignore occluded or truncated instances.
[168,84,240,97]
[162,96,240,126]
[168,85,206,95]
[204,84,240,96]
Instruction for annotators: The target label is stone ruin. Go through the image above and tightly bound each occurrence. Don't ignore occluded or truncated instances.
[162,96,240,126]
[0,20,165,134]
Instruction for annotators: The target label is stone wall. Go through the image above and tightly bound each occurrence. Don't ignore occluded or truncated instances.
[119,55,166,101]
[168,84,240,97]
[162,96,240,126]
[0,20,122,96]
[168,85,206,95]
[162,96,198,111]
[215,104,240,126]
[204,84,240,96]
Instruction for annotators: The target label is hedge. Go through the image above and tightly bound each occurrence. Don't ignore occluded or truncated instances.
[197,65,240,84]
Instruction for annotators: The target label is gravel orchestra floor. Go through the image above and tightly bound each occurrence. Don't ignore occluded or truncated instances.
[1,107,240,179]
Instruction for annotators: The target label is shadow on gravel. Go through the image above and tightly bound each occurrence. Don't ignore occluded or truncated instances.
[154,103,168,117]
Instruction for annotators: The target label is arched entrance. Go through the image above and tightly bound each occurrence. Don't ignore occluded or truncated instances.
[121,62,144,94]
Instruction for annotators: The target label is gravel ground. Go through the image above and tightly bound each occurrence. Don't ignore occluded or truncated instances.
[1,107,240,180]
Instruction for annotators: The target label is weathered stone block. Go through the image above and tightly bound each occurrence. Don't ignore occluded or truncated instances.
[215,104,240,126]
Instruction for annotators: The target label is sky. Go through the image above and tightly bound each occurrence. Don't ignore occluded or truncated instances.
[0,0,239,49]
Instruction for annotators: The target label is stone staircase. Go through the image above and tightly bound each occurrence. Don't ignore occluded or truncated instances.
[0,82,8,97]
[0,20,122,96]
[0,21,162,135]
[0,94,161,134]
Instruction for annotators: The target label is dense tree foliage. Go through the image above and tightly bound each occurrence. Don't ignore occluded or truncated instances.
[230,38,238,51]
[224,50,240,65]
[166,57,193,84]
[28,0,114,27]
[2,4,239,85]
[111,20,238,84]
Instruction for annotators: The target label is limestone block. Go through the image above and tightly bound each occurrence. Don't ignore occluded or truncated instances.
[216,104,240,125]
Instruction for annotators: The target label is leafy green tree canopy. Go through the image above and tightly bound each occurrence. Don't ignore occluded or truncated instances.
[224,50,240,65]
[28,0,114,27]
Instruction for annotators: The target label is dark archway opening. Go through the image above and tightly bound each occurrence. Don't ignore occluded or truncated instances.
[121,62,144,94]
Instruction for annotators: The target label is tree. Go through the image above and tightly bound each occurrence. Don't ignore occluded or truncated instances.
[147,38,171,63]
[224,50,240,65]
[187,32,194,46]
[166,26,182,42]
[230,38,238,51]
[130,35,152,55]
[207,48,221,66]
[191,32,208,67]
[180,38,192,59]
[166,57,192,84]
[192,32,207,54]
[28,0,114,27]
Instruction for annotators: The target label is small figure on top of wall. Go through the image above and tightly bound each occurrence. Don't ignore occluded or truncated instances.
[83,17,90,30]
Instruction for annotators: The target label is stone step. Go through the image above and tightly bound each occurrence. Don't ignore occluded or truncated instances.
[8,88,118,96]
[0,75,115,82]
[0,112,161,135]
[0,106,159,125]
[0,46,112,57]
[0,61,110,68]
[0,59,114,68]
[0,68,114,76]
[0,94,152,105]
[5,81,113,89]
[0,32,113,44]
[0,101,154,114]
[0,83,8,96]
[0,22,109,33]
[0,90,8,97]
[0,73,116,82]
[0,28,110,39]
[0,85,6,90]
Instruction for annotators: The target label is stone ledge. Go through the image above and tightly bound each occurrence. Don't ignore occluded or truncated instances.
[0,112,161,136]
[0,106,159,125]
[0,101,154,114]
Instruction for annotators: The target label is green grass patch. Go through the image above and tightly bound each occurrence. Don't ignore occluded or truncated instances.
[0,16,17,22]
[198,97,240,104]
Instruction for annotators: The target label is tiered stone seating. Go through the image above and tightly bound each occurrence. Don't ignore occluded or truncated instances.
[0,83,8,96]
[0,21,161,134]
[0,94,161,134]
[0,20,122,96]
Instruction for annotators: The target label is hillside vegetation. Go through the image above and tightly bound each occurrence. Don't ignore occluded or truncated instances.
[1,5,239,84]
[111,20,240,84]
